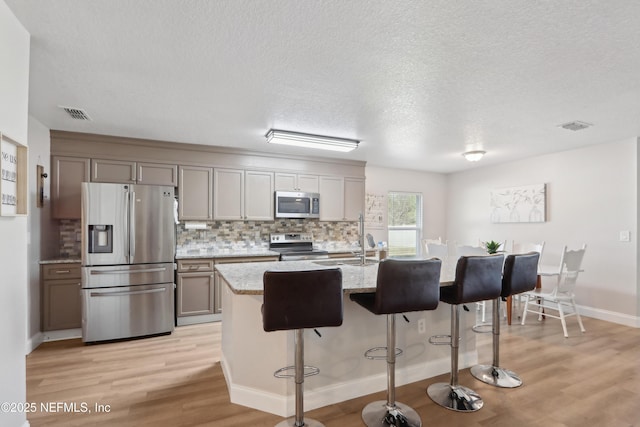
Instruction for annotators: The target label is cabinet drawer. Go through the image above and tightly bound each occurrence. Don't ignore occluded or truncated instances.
[42,264,81,280]
[177,259,214,272]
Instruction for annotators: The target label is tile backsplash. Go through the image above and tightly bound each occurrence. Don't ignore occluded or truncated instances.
[58,219,360,256]
[176,219,360,250]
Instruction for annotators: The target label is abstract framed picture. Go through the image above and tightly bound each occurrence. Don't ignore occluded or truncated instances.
[490,184,546,223]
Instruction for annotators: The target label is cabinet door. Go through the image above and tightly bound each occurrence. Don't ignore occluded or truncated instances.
[51,156,90,219]
[297,174,319,193]
[178,166,213,220]
[245,170,274,220]
[213,168,244,220]
[137,162,178,186]
[319,176,345,221]
[42,279,81,331]
[176,272,215,316]
[344,178,365,221]
[91,159,136,183]
[274,173,296,191]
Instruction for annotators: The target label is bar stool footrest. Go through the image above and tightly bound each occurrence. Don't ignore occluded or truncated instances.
[274,365,319,379]
[428,334,458,345]
[471,323,492,334]
[364,346,403,360]
[470,364,523,388]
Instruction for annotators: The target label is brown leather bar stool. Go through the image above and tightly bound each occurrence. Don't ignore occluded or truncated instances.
[263,268,343,427]
[471,252,539,387]
[350,258,442,427]
[427,254,504,412]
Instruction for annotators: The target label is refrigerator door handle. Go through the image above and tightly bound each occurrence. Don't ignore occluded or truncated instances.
[129,190,136,264]
[90,287,167,297]
[90,267,168,275]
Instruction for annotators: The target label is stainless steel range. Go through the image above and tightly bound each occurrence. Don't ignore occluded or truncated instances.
[269,233,329,261]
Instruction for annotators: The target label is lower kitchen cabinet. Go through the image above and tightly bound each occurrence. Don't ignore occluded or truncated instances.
[176,259,216,325]
[176,256,279,326]
[41,263,82,331]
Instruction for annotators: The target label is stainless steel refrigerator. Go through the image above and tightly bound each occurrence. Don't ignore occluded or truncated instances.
[81,182,175,343]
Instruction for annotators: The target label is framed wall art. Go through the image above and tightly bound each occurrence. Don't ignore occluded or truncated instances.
[490,183,546,223]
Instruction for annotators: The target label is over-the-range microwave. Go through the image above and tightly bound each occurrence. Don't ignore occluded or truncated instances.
[274,191,320,219]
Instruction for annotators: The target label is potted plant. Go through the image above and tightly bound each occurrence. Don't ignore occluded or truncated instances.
[482,240,503,254]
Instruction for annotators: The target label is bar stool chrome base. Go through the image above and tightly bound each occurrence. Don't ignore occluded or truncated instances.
[426,383,483,412]
[275,418,324,427]
[361,401,421,427]
[470,364,522,388]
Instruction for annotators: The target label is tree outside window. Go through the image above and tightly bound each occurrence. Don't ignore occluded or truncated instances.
[387,192,422,257]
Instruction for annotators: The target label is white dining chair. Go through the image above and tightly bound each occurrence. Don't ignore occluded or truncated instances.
[510,241,545,315]
[520,244,587,337]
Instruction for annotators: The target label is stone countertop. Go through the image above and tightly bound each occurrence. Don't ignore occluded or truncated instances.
[175,247,280,259]
[215,260,379,295]
[40,258,82,265]
[215,259,455,296]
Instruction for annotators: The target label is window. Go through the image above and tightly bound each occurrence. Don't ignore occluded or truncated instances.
[387,192,422,257]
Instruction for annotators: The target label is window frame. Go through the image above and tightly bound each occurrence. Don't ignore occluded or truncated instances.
[386,191,423,258]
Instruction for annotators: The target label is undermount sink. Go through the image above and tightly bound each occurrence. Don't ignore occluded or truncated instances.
[313,258,379,267]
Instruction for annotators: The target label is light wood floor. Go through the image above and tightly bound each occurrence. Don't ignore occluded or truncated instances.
[27,314,640,427]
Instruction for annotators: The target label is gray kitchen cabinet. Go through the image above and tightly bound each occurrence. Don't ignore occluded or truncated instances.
[41,263,82,331]
[91,159,137,183]
[176,259,216,325]
[51,156,90,219]
[178,165,213,220]
[137,162,178,186]
[213,256,279,313]
[319,176,345,221]
[245,170,274,220]
[344,177,365,221]
[213,168,244,220]
[274,172,319,192]
[214,169,274,221]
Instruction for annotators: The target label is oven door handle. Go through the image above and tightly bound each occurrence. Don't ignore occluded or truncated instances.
[90,287,167,297]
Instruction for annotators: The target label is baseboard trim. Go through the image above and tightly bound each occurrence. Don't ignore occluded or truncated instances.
[221,350,478,417]
[41,328,82,342]
[26,332,43,354]
[578,305,640,328]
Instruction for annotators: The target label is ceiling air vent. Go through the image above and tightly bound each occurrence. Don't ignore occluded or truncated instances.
[558,121,592,131]
[59,106,92,121]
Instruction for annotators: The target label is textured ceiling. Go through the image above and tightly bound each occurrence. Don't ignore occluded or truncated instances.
[6,0,640,173]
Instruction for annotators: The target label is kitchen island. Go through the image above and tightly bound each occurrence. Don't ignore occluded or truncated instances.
[215,259,478,417]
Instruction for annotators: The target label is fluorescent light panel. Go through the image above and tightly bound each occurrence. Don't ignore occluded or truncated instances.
[265,129,359,152]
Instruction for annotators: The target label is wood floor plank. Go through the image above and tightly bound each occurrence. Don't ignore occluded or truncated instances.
[26,315,640,426]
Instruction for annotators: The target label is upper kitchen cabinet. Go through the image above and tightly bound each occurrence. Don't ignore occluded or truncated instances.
[179,166,213,220]
[274,173,319,193]
[213,168,244,220]
[343,177,365,221]
[245,170,274,220]
[91,159,178,186]
[319,176,344,221]
[91,159,136,183]
[137,162,178,186]
[319,176,365,221]
[214,169,275,220]
[51,156,90,219]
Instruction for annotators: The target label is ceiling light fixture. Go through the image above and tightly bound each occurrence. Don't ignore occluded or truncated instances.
[265,129,359,152]
[462,150,486,162]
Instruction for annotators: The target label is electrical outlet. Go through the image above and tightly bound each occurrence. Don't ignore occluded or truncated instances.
[619,230,631,242]
[417,318,426,334]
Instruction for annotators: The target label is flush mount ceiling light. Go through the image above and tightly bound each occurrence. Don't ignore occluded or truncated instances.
[462,150,486,162]
[265,129,359,152]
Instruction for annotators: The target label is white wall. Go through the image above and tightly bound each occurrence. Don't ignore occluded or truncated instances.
[27,116,55,351]
[0,1,30,426]
[446,138,638,326]
[365,165,448,252]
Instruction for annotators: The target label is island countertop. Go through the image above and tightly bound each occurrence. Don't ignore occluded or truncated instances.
[215,259,455,295]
